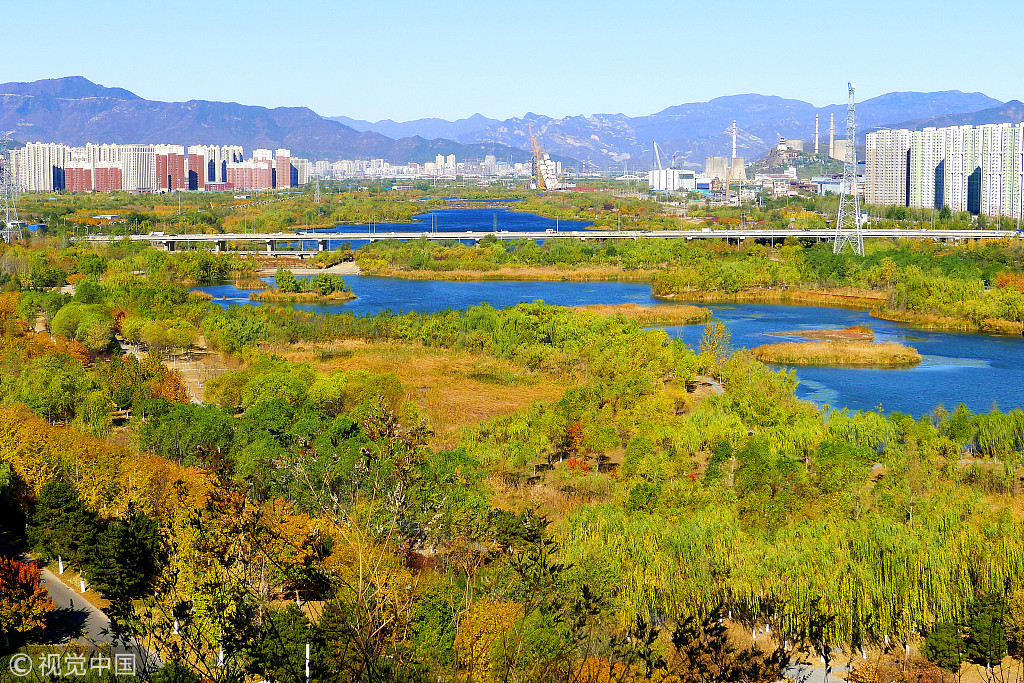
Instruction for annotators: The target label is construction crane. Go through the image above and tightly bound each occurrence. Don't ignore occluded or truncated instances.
[529,123,546,190]
[529,123,560,191]
[652,140,664,171]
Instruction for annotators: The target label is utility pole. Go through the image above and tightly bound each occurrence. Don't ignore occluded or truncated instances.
[834,83,864,256]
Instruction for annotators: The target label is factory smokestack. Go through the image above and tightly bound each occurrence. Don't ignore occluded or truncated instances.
[829,113,835,158]
[732,119,737,159]
[815,114,820,155]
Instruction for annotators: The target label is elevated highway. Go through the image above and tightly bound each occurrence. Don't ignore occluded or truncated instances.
[81,227,1023,256]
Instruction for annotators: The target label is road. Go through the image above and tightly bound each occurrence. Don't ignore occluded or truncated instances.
[39,565,162,673]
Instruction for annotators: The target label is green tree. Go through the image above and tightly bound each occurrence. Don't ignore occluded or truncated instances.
[88,506,161,601]
[26,478,98,565]
[275,268,299,293]
[922,622,964,671]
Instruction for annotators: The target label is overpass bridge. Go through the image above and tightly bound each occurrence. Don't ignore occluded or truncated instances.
[81,227,1023,256]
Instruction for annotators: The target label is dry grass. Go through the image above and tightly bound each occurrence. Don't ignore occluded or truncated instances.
[660,287,887,308]
[276,340,566,449]
[363,265,658,282]
[752,340,922,367]
[576,302,711,326]
[872,308,1024,335]
[249,289,356,304]
[767,325,875,341]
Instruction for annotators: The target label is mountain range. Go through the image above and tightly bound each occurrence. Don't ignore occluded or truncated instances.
[0,77,542,165]
[1,77,1018,170]
[437,91,1003,170]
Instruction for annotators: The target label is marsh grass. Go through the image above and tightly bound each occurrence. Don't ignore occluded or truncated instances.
[576,302,711,326]
[752,340,922,367]
[249,289,356,304]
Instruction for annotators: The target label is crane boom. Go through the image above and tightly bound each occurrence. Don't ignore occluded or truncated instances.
[529,123,546,190]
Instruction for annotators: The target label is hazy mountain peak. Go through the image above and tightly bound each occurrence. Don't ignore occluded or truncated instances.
[0,75,141,101]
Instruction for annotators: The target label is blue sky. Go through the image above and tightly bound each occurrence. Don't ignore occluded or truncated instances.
[5,0,1018,121]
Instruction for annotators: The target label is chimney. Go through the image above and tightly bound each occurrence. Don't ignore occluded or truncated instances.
[829,113,835,158]
[732,120,738,159]
[815,114,820,155]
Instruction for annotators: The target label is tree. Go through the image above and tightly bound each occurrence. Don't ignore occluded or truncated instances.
[26,478,98,565]
[922,622,964,672]
[666,607,791,683]
[88,506,161,601]
[965,594,1006,667]
[275,268,299,293]
[0,558,54,647]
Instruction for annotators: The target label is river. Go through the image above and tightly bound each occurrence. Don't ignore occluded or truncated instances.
[195,275,1024,417]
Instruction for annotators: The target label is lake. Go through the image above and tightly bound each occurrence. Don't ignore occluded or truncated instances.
[272,208,594,250]
[195,275,1024,417]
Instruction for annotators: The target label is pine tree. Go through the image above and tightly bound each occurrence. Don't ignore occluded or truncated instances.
[26,478,98,565]
[88,506,160,600]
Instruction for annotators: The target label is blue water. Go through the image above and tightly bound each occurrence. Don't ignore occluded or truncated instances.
[272,208,593,250]
[195,277,1024,416]
[664,303,1024,416]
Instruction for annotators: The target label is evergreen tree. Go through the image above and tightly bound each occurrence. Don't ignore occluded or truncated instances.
[26,478,98,565]
[922,622,964,672]
[87,506,160,600]
[966,594,1007,667]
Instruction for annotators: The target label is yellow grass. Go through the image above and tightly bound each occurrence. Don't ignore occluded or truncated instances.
[576,302,711,326]
[871,308,1024,335]
[362,265,658,282]
[659,287,887,308]
[767,325,875,341]
[275,340,567,449]
[249,290,356,304]
[752,340,922,368]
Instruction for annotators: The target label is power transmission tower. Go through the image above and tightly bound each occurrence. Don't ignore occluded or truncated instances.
[1,132,22,244]
[314,176,322,204]
[833,82,863,256]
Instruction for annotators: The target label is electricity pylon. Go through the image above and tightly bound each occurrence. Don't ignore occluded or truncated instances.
[1,132,22,244]
[833,83,863,256]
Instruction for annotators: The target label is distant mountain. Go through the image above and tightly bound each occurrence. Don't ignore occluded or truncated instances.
[453,91,1005,169]
[878,100,1024,131]
[2,78,1010,171]
[327,113,500,141]
[0,77,541,165]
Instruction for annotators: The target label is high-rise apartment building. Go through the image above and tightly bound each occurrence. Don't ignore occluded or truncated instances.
[274,149,292,188]
[155,145,187,191]
[866,122,1024,219]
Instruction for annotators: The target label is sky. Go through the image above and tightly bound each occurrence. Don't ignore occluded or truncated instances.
[4,0,1019,122]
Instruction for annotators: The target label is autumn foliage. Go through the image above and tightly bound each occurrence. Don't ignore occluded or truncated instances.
[0,557,54,638]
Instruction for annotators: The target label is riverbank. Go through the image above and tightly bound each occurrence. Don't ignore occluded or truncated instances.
[752,340,922,368]
[250,289,357,304]
[255,262,361,276]
[357,264,657,282]
[870,308,1024,336]
[655,286,887,309]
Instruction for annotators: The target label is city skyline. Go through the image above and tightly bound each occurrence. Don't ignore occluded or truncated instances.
[5,0,1021,122]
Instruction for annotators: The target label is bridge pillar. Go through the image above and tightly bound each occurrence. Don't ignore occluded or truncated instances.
[266,239,275,254]
[164,240,176,252]
[318,239,327,252]
[215,240,227,253]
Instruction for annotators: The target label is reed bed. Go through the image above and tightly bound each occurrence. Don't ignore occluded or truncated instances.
[576,302,711,326]
[752,340,922,367]
[249,290,356,304]
[767,325,875,341]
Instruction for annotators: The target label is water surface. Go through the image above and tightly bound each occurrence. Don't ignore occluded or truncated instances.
[195,277,1024,416]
